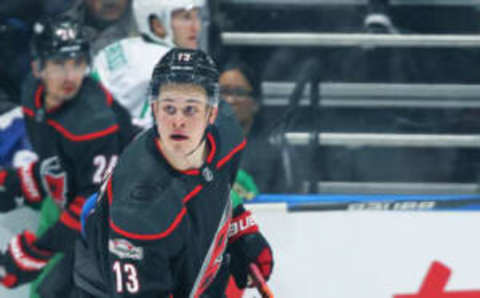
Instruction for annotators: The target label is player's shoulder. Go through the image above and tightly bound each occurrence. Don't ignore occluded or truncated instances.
[93,37,139,73]
[212,101,246,167]
[95,36,141,59]
[124,38,170,67]
[103,36,144,51]
[108,130,187,242]
[53,78,118,142]
[116,36,170,54]
[95,37,168,68]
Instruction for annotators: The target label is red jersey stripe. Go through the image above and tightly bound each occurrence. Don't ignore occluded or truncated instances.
[46,119,119,142]
[109,208,187,241]
[216,138,247,169]
[109,184,203,241]
[22,107,34,117]
[60,211,82,231]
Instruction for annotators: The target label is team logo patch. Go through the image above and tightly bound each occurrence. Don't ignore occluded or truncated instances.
[40,156,67,208]
[109,239,143,260]
[202,167,214,182]
[178,52,192,62]
[55,27,77,41]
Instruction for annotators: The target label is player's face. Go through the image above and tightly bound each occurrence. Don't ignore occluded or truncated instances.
[171,8,201,49]
[153,83,217,157]
[219,69,257,129]
[85,0,129,22]
[40,56,88,107]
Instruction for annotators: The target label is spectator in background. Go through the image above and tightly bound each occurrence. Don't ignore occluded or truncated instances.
[364,0,397,34]
[220,59,293,194]
[63,0,137,55]
[335,0,420,83]
[92,0,204,123]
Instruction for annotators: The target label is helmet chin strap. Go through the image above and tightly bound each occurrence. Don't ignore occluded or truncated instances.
[185,108,212,157]
[185,133,207,157]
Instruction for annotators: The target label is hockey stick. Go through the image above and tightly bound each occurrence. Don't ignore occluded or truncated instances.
[249,263,274,298]
[288,197,480,212]
[249,194,480,212]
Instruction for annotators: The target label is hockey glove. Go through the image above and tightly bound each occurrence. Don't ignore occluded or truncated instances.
[0,162,44,212]
[228,205,273,289]
[0,168,21,212]
[0,230,52,288]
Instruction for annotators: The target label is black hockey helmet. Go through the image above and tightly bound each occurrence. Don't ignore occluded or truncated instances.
[149,48,219,106]
[31,16,90,65]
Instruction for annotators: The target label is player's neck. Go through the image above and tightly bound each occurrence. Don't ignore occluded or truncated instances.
[44,93,63,111]
[241,118,254,136]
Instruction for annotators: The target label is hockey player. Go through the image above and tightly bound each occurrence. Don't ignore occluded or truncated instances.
[74,48,273,297]
[0,15,136,294]
[92,0,203,122]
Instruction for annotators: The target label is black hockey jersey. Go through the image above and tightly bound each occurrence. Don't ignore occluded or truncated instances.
[77,107,246,297]
[21,74,136,252]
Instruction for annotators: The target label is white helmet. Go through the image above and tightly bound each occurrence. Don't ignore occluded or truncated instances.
[133,0,205,47]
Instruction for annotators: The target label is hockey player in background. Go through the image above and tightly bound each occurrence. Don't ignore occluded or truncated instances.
[0,15,137,296]
[0,101,37,168]
[92,0,204,123]
[74,48,273,297]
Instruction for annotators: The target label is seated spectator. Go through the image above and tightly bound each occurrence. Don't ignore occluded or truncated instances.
[220,59,293,193]
[63,0,137,55]
[364,0,397,34]
[333,0,420,83]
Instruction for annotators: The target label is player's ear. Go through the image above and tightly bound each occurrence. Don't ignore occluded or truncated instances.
[150,16,167,39]
[208,106,218,125]
[31,60,42,78]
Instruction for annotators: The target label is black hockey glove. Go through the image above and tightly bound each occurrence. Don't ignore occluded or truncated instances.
[0,230,52,288]
[227,205,273,289]
[0,168,21,212]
